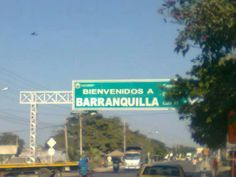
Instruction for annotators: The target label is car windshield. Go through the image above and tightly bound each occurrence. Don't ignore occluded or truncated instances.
[143,166,180,176]
[125,154,141,160]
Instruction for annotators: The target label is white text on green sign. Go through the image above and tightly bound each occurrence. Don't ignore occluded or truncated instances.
[72,80,179,110]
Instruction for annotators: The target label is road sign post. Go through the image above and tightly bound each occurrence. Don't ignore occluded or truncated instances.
[47,138,56,163]
[47,138,56,148]
[20,79,186,162]
[72,80,182,110]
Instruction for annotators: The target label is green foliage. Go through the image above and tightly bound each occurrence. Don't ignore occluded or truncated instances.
[161,0,236,148]
[52,112,167,161]
[84,116,124,152]
[87,148,102,169]
[166,59,236,148]
[161,0,236,58]
[171,145,196,155]
[126,130,167,157]
[0,132,24,156]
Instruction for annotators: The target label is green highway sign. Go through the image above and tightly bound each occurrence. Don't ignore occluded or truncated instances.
[72,80,181,110]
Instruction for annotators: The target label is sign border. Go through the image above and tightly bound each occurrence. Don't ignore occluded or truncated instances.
[72,79,173,111]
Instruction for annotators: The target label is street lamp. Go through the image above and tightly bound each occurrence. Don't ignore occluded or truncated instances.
[1,87,8,91]
[148,130,159,135]
[123,120,126,154]
[146,130,159,163]
[79,111,97,156]
[79,114,83,156]
[64,118,69,161]
[70,111,97,157]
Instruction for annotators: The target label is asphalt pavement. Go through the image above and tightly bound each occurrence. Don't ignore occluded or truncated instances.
[93,171,137,177]
[14,160,230,177]
[63,170,138,177]
[63,160,199,177]
[59,160,232,177]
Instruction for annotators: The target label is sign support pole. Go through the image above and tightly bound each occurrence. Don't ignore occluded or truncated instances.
[20,91,72,163]
[29,103,37,163]
[123,120,126,154]
[20,80,180,163]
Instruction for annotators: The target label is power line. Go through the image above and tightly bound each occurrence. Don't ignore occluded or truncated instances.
[0,93,18,103]
[0,111,59,126]
[104,111,177,118]
[0,108,69,117]
[0,124,63,134]
[0,115,29,125]
[0,67,48,90]
[0,108,177,117]
[0,66,70,111]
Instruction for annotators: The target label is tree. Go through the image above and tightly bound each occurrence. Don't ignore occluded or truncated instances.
[161,0,236,58]
[51,112,168,161]
[161,0,236,148]
[172,144,195,156]
[125,129,167,157]
[0,132,25,156]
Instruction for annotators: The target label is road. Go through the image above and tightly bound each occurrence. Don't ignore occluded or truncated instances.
[63,170,138,177]
[7,160,210,177]
[11,159,224,177]
[64,160,204,177]
[93,171,137,177]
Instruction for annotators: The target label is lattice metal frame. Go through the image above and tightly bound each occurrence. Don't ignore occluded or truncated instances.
[20,91,72,104]
[20,91,72,163]
[29,103,37,163]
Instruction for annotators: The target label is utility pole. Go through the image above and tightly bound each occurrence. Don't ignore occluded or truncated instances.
[79,114,83,156]
[123,120,126,154]
[64,119,69,161]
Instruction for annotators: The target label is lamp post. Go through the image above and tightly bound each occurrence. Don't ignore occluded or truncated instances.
[64,119,69,161]
[148,130,159,135]
[79,114,83,156]
[1,87,8,91]
[80,112,97,156]
[71,111,97,157]
[146,130,159,163]
[123,120,126,154]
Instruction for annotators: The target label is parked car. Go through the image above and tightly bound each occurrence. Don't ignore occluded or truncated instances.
[138,163,186,177]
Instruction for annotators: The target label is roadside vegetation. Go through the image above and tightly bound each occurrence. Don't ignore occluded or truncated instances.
[51,112,168,162]
[0,132,24,162]
[160,0,236,149]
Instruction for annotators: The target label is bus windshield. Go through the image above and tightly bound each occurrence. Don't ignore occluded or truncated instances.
[125,154,141,160]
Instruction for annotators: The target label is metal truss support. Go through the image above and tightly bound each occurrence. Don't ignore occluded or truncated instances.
[20,91,72,163]
[20,91,72,104]
[29,103,37,163]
